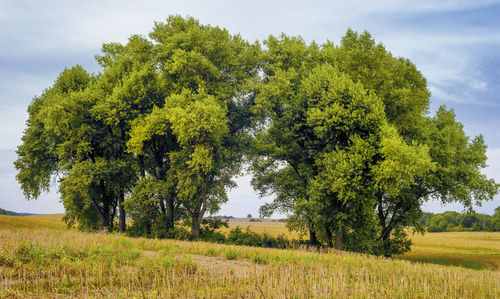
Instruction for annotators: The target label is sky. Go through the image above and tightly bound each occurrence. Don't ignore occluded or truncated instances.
[1,0,500,217]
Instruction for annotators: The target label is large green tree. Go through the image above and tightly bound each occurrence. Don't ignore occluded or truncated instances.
[250,30,497,255]
[328,31,498,255]
[15,16,260,238]
[250,34,322,244]
[126,16,260,239]
[15,65,134,231]
[16,18,497,254]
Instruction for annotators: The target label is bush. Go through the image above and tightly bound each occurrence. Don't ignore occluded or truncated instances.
[225,248,238,260]
[227,226,263,246]
[15,241,46,264]
[226,226,294,249]
[199,217,228,243]
[249,218,262,222]
[252,253,268,264]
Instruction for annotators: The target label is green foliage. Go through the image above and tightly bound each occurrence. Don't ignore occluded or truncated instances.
[252,253,268,264]
[424,208,500,232]
[14,15,498,259]
[249,218,263,222]
[492,207,500,231]
[226,226,293,249]
[16,16,260,238]
[199,218,228,243]
[248,28,498,258]
[224,247,238,260]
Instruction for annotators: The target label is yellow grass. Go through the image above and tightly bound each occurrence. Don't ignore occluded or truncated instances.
[400,231,500,271]
[227,220,500,271]
[0,215,499,298]
[223,220,301,238]
[0,214,65,230]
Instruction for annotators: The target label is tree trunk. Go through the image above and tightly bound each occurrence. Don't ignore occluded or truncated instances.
[91,198,110,232]
[309,229,319,246]
[119,189,126,233]
[381,226,393,258]
[97,179,113,232]
[190,189,208,240]
[190,215,200,240]
[325,225,333,248]
[335,228,344,250]
[166,197,174,230]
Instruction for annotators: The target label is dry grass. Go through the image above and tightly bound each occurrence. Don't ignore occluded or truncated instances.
[224,219,301,238]
[0,215,499,298]
[0,214,65,231]
[227,220,500,271]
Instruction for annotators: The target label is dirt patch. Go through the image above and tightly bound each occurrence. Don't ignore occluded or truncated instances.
[142,250,265,278]
[189,254,265,277]
[143,250,157,259]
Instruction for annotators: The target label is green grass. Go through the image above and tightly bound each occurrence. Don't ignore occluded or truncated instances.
[398,255,486,270]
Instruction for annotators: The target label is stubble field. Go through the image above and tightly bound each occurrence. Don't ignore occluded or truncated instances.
[0,214,499,298]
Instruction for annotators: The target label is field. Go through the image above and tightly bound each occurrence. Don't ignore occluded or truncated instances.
[226,219,500,271]
[0,215,499,298]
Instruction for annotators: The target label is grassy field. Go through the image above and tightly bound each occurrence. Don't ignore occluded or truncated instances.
[0,215,499,298]
[226,219,500,271]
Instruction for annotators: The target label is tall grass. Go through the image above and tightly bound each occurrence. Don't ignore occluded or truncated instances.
[1,215,499,298]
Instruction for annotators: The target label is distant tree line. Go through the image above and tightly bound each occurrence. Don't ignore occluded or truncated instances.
[0,207,35,216]
[421,207,500,232]
[15,16,498,257]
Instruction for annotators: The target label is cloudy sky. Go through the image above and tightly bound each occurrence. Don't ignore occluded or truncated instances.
[1,0,499,217]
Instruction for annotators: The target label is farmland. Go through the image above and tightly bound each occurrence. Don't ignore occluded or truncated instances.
[226,219,500,271]
[0,215,499,298]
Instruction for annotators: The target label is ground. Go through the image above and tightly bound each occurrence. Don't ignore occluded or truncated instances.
[0,214,498,298]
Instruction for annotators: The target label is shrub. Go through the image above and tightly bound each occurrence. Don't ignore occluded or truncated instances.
[15,241,46,264]
[226,227,293,249]
[252,253,268,264]
[225,248,238,260]
[227,226,263,246]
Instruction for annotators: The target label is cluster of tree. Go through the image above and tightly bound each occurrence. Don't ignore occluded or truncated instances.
[211,215,235,220]
[16,16,259,239]
[248,32,498,256]
[421,207,500,232]
[15,16,498,257]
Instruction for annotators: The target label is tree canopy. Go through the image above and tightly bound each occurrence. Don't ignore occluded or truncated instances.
[15,16,498,256]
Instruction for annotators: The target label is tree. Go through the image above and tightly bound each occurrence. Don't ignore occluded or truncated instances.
[492,207,500,231]
[91,35,167,233]
[165,89,232,239]
[250,34,331,245]
[250,30,497,256]
[318,30,497,255]
[321,30,435,255]
[15,66,134,232]
[15,16,260,237]
[250,33,430,251]
[126,16,260,239]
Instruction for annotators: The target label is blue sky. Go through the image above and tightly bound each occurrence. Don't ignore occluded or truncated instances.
[1,0,500,216]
